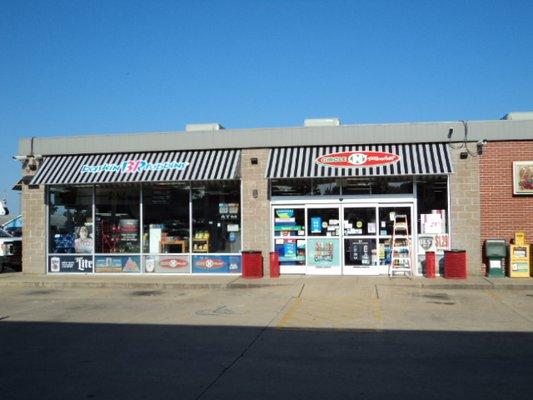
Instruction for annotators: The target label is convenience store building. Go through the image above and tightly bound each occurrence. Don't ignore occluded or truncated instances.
[17,116,533,277]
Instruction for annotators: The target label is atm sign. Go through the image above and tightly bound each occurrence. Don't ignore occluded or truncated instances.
[315,151,400,168]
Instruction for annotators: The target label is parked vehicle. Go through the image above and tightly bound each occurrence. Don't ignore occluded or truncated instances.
[2,215,23,237]
[0,228,22,272]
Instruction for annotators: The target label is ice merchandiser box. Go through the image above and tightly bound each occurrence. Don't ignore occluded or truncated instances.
[484,239,507,278]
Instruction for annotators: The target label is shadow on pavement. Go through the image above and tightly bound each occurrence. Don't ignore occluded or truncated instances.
[1,321,532,400]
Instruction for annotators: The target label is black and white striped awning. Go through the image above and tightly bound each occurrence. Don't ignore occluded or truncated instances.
[30,150,241,185]
[266,144,453,178]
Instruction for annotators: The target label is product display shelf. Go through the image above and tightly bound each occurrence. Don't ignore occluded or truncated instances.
[192,238,210,253]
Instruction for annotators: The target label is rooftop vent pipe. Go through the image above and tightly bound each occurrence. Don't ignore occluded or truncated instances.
[502,112,533,121]
[186,123,225,132]
[304,118,341,127]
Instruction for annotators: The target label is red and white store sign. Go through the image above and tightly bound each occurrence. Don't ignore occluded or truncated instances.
[315,151,400,168]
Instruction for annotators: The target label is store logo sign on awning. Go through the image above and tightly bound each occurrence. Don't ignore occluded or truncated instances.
[315,151,400,168]
[80,159,190,174]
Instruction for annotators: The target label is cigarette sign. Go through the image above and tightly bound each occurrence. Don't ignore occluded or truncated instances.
[315,151,400,168]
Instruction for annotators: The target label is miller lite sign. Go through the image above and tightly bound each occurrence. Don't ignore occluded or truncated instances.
[315,151,400,168]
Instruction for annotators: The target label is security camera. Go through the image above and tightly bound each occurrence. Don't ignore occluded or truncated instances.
[477,139,487,145]
[12,155,28,161]
[27,158,38,171]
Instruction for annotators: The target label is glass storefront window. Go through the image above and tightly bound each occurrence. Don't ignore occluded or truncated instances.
[95,186,140,254]
[343,177,413,195]
[142,184,189,254]
[271,179,312,196]
[416,176,450,274]
[416,176,448,234]
[378,207,412,236]
[273,208,305,237]
[312,179,341,196]
[374,178,413,194]
[344,238,377,267]
[192,181,241,253]
[342,178,373,195]
[343,207,376,236]
[274,238,306,266]
[307,208,340,236]
[378,238,392,266]
[49,186,93,254]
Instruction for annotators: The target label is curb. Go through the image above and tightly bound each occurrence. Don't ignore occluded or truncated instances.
[0,279,296,290]
[0,276,531,291]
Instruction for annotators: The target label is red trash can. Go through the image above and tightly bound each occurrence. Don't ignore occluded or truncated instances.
[269,251,280,278]
[444,250,468,279]
[425,251,436,278]
[242,251,263,278]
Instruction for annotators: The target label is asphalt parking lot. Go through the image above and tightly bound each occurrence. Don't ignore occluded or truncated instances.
[1,281,533,399]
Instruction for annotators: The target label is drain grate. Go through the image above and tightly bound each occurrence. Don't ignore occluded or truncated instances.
[24,290,58,296]
[415,292,451,301]
[195,305,234,316]
[130,290,163,297]
[427,301,455,305]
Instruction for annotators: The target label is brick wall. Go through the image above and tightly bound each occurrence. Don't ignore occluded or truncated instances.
[480,141,533,246]
[21,182,47,274]
[449,147,482,275]
[241,149,271,274]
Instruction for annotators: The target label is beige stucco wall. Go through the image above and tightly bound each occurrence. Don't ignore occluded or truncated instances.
[240,149,271,275]
[21,181,47,274]
[449,147,482,275]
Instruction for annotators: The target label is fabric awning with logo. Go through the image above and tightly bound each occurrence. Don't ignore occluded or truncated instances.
[30,150,241,185]
[265,144,453,178]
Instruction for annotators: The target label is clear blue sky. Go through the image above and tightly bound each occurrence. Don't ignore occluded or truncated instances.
[1,0,533,214]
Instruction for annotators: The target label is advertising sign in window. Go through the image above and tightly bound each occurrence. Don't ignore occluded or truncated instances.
[307,238,340,269]
[49,255,93,273]
[95,255,141,273]
[192,255,242,274]
[144,255,190,274]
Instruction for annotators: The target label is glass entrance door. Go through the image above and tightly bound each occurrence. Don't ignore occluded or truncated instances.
[306,206,342,275]
[272,202,415,276]
[342,206,379,275]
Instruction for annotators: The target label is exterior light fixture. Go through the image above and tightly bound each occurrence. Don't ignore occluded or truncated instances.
[476,139,487,156]
[252,189,258,198]
[447,128,454,139]
[251,157,258,165]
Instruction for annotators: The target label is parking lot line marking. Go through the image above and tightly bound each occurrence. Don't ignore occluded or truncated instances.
[373,295,383,327]
[486,290,503,302]
[276,298,302,329]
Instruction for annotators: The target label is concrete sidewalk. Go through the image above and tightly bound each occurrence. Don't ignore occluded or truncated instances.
[1,271,532,290]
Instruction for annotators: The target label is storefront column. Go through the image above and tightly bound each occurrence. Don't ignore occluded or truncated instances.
[241,149,271,275]
[21,179,47,274]
[449,147,482,275]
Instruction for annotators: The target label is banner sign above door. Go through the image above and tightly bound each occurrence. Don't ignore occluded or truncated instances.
[266,143,453,178]
[315,151,400,168]
[30,149,241,185]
